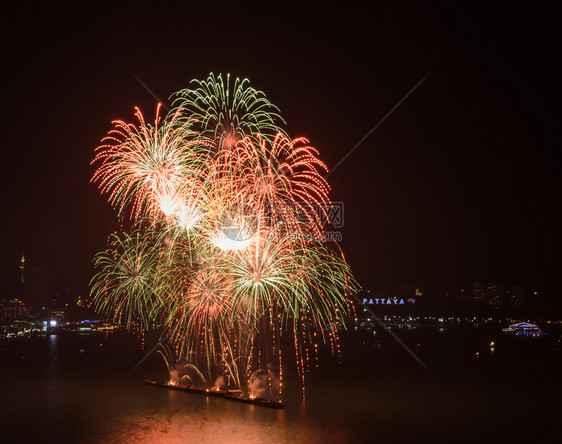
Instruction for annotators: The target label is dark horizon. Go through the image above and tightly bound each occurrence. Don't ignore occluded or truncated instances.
[2,3,561,309]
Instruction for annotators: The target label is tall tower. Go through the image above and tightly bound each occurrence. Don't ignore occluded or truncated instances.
[20,254,25,284]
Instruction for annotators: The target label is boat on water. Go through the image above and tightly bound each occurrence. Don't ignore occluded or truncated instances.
[145,380,284,409]
[502,322,548,336]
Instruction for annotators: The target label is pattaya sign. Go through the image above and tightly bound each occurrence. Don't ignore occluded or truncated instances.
[363,297,406,305]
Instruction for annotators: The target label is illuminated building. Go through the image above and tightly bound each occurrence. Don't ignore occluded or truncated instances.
[472,281,485,303]
[19,254,25,284]
[0,299,30,322]
[398,283,416,298]
[51,309,65,323]
[485,283,504,309]
[508,286,525,310]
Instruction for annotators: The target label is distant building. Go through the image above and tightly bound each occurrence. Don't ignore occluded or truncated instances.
[20,254,25,284]
[398,283,415,298]
[51,309,65,323]
[526,290,541,312]
[508,286,525,310]
[0,299,30,323]
[485,283,504,309]
[398,284,423,298]
[456,288,470,301]
[472,281,485,303]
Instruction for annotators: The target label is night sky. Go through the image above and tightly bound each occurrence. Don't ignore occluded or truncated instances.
[2,3,561,307]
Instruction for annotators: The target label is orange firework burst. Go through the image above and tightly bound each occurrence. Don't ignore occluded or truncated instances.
[90,73,359,394]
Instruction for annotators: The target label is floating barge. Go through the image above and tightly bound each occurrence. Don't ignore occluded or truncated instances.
[145,380,284,409]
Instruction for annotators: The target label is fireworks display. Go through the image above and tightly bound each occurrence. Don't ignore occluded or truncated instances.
[90,73,358,395]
